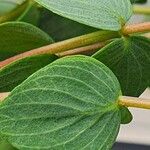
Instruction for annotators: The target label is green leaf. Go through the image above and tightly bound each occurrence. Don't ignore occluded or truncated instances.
[0,0,26,15]
[0,54,58,92]
[39,9,97,41]
[34,0,133,31]
[0,140,17,150]
[17,2,40,26]
[120,107,132,124]
[0,22,53,61]
[0,55,121,150]
[39,10,97,41]
[0,0,18,15]
[0,0,28,23]
[93,36,150,97]
[130,0,147,3]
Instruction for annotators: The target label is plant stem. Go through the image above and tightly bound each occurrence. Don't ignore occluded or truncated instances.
[0,31,118,69]
[1,93,150,110]
[0,22,149,68]
[133,6,150,15]
[57,41,106,57]
[122,22,150,35]
[0,92,10,102]
[119,96,150,109]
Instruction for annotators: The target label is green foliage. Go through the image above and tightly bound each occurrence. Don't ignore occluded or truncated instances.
[0,0,28,23]
[0,56,121,150]
[93,36,150,96]
[0,0,149,149]
[0,0,19,15]
[0,54,58,92]
[0,0,26,15]
[0,0,40,25]
[120,107,133,124]
[130,0,147,3]
[0,22,53,61]
[39,10,97,41]
[34,0,132,31]
[17,2,40,26]
[0,140,17,150]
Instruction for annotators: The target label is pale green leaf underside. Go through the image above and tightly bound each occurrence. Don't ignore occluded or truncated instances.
[0,56,121,150]
[0,0,28,24]
[0,0,26,15]
[0,22,53,61]
[93,36,150,96]
[34,0,132,31]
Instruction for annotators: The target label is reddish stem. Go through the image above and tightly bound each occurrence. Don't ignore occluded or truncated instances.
[57,42,106,57]
[122,22,150,35]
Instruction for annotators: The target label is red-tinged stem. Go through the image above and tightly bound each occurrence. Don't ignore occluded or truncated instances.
[0,30,118,69]
[57,42,106,57]
[0,22,150,69]
[122,22,150,35]
[0,92,10,102]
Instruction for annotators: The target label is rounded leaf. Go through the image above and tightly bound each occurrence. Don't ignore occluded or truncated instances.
[34,0,132,31]
[120,107,133,124]
[0,22,53,61]
[0,56,121,150]
[93,36,150,97]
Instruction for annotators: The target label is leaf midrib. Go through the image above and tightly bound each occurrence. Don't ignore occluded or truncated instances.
[0,102,118,121]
